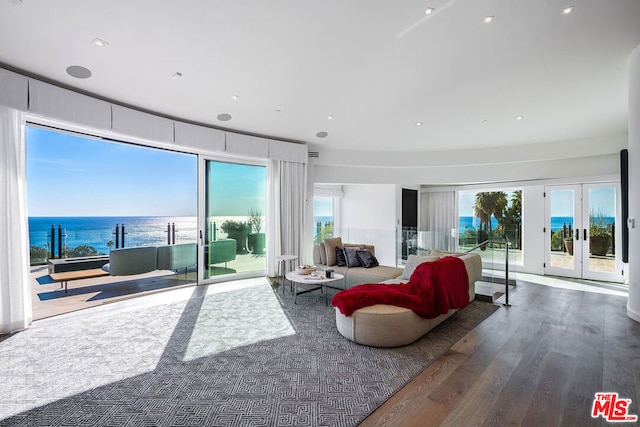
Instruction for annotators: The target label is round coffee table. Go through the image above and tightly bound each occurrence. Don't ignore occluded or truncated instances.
[285,271,345,305]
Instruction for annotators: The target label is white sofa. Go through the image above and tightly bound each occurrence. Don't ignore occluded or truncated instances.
[334,250,482,347]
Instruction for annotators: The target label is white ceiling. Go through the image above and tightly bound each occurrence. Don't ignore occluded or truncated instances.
[1,0,639,156]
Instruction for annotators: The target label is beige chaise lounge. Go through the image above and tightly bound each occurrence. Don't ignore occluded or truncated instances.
[334,250,482,347]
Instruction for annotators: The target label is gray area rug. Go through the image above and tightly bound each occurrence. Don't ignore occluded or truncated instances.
[0,278,498,426]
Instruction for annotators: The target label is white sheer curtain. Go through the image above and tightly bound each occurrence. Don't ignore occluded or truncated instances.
[419,191,457,252]
[266,160,307,276]
[0,106,32,334]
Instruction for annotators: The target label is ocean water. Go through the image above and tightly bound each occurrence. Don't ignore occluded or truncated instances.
[460,216,573,232]
[30,215,613,255]
[459,215,613,233]
[29,216,199,255]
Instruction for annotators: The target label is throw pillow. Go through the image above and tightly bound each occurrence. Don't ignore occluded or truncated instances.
[336,247,347,266]
[319,242,327,265]
[343,247,361,267]
[356,250,379,268]
[324,237,343,266]
[402,254,439,280]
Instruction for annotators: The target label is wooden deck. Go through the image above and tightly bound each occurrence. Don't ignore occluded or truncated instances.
[31,251,267,320]
[31,265,197,320]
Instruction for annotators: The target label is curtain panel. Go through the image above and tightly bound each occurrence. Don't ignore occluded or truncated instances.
[266,160,307,277]
[419,191,457,252]
[0,106,32,334]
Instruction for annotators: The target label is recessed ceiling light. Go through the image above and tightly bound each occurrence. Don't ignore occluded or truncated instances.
[232,95,240,100]
[172,72,183,79]
[66,65,92,79]
[316,131,328,138]
[482,120,489,124]
[516,115,524,121]
[327,115,333,120]
[484,16,494,23]
[217,113,232,122]
[91,38,108,47]
[562,6,574,15]
[415,122,423,127]
[425,7,435,15]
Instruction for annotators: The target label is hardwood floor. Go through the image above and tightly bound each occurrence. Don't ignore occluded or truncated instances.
[360,277,639,427]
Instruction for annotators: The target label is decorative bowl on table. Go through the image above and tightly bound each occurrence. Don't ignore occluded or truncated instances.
[296,265,316,275]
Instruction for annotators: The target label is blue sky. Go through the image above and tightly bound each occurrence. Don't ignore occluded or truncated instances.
[458,190,518,216]
[314,197,333,217]
[27,126,267,218]
[27,126,198,216]
[550,187,616,217]
[460,188,615,218]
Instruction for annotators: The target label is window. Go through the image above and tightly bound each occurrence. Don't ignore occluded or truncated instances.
[458,189,522,251]
[26,125,197,265]
[313,196,334,244]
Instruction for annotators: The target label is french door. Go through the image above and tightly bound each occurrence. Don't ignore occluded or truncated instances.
[197,156,267,284]
[544,183,622,282]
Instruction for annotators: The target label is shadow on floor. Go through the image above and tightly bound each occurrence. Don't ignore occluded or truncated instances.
[37,273,194,302]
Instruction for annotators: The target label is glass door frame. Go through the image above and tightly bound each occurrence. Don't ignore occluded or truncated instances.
[544,183,622,282]
[197,154,268,285]
[545,185,582,279]
[582,182,623,282]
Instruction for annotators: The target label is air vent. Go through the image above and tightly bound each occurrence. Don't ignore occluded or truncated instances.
[308,151,319,158]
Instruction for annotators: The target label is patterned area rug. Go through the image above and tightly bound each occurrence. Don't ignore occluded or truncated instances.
[0,278,498,426]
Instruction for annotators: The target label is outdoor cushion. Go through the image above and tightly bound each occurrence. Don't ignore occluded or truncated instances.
[109,246,158,276]
[157,243,196,271]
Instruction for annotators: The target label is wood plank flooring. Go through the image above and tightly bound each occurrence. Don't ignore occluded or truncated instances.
[360,278,640,427]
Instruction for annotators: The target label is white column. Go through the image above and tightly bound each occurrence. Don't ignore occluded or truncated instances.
[628,45,640,322]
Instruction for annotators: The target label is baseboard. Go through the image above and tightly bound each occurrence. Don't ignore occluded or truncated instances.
[628,304,640,323]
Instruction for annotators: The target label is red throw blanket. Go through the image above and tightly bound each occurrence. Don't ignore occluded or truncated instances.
[331,256,470,319]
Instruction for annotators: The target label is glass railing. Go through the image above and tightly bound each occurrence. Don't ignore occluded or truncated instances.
[28,216,198,266]
[464,240,513,306]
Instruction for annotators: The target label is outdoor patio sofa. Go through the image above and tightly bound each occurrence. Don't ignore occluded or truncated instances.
[209,238,237,267]
[105,242,197,276]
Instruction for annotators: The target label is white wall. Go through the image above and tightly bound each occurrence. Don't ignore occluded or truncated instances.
[338,184,398,266]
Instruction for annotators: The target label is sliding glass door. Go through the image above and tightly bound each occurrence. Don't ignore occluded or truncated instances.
[199,157,267,282]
